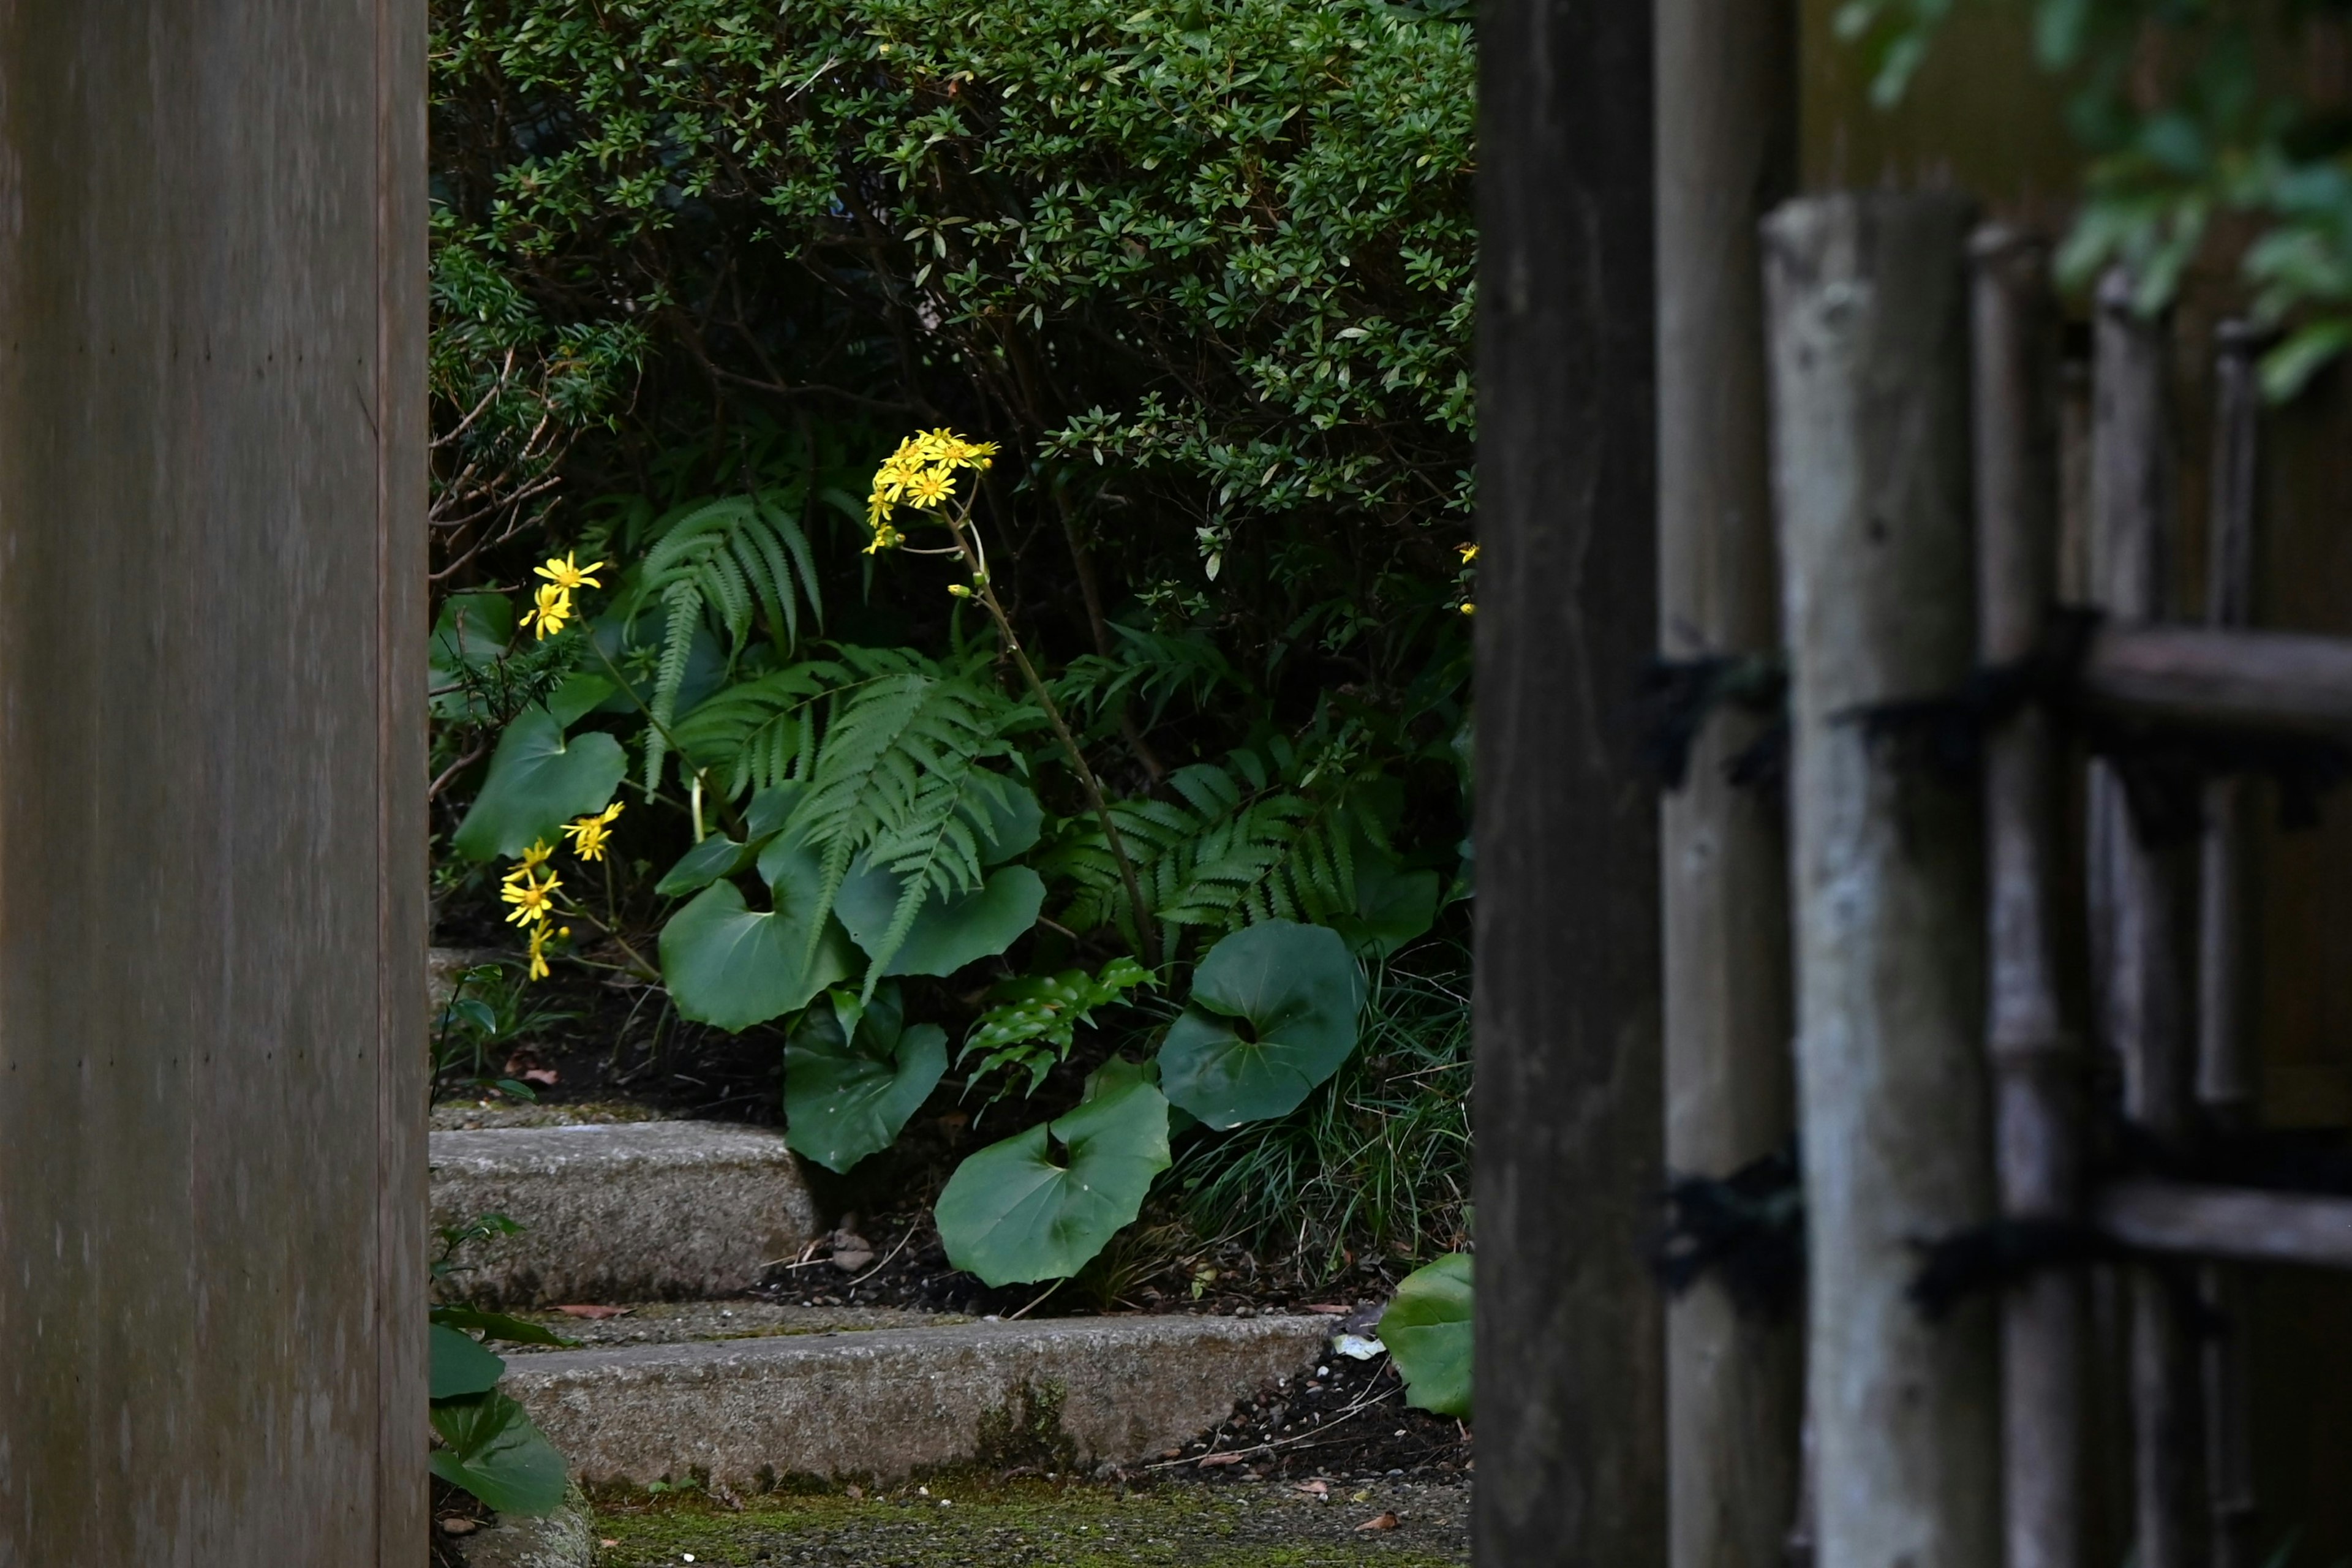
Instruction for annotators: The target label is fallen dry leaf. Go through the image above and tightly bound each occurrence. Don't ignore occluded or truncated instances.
[1303,1303,1349,1315]
[437,1517,478,1537]
[1294,1480,1330,1496]
[1196,1453,1248,1468]
[551,1304,632,1319]
[1357,1512,1401,1532]
[600,1541,619,1550]
[521,1067,559,1087]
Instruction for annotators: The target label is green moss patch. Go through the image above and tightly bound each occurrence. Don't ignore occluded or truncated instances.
[592,1478,1468,1566]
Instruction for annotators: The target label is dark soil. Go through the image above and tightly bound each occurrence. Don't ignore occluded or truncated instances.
[1138,1351,1472,1488]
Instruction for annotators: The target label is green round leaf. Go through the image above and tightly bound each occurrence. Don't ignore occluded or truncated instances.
[429,1390,568,1517]
[834,862,1046,978]
[1158,921,1365,1129]
[451,706,625,862]
[429,1323,507,1400]
[934,1074,1171,1287]
[785,990,949,1174]
[658,880,856,1033]
[1381,1253,1472,1419]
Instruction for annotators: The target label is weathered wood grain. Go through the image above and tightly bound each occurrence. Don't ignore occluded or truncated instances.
[1765,191,2001,1568]
[0,3,426,1562]
[1476,2,1666,1564]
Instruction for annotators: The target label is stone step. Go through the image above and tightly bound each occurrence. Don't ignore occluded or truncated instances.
[501,1313,1330,1487]
[429,1121,819,1306]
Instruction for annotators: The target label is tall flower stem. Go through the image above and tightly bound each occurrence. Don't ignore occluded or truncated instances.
[945,509,1162,971]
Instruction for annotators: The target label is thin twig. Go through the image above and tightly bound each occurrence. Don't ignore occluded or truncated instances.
[842,1227,919,1291]
[1007,1277,1066,1321]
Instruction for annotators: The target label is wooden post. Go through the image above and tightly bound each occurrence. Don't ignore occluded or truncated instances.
[1763,193,2002,1568]
[2198,322,2261,1568]
[2089,270,2205,1568]
[1973,226,2086,1568]
[0,4,426,1563]
[1655,8,1803,1568]
[1476,1,1666,1564]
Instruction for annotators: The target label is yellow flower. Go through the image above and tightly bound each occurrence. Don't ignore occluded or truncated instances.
[905,465,955,509]
[565,801,625,862]
[1457,543,1479,563]
[526,922,552,982]
[504,840,555,881]
[534,551,605,594]
[864,520,904,556]
[523,582,572,640]
[1458,603,1476,617]
[501,869,560,927]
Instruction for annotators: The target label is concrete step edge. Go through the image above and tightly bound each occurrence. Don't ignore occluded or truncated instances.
[503,1313,1332,1487]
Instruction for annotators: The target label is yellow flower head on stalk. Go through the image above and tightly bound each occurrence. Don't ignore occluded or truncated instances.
[524,582,573,640]
[565,800,625,862]
[500,869,560,927]
[526,921,553,982]
[535,551,605,594]
[1457,543,1479,564]
[865,428,998,548]
[1459,603,1476,617]
[905,466,955,509]
[505,840,555,881]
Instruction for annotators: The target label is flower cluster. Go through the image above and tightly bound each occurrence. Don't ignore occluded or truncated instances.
[522,551,605,639]
[864,429,998,552]
[497,801,623,979]
[1455,541,1477,617]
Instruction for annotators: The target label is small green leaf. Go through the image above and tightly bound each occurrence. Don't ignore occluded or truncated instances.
[1331,856,1439,958]
[933,1071,1171,1286]
[785,985,949,1173]
[834,862,1046,977]
[429,1305,575,1348]
[968,778,1044,864]
[429,1324,508,1400]
[429,1391,568,1517]
[1158,921,1365,1129]
[657,834,756,897]
[1382,1253,1472,1418]
[431,592,512,681]
[451,705,626,862]
[960,957,1155,1096]
[658,879,856,1032]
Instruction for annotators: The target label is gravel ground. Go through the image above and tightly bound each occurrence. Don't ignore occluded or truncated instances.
[589,1477,1470,1566]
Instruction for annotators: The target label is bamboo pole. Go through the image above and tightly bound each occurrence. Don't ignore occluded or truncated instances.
[1656,7,1801,1567]
[2198,320,2261,1568]
[1764,192,2001,1568]
[1973,225,2084,1568]
[2089,270,2206,1568]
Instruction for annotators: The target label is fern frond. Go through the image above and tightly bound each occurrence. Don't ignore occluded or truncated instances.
[627,491,826,791]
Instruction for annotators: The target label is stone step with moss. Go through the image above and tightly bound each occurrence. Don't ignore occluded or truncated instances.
[431,1122,820,1306]
[501,1313,1330,1488]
